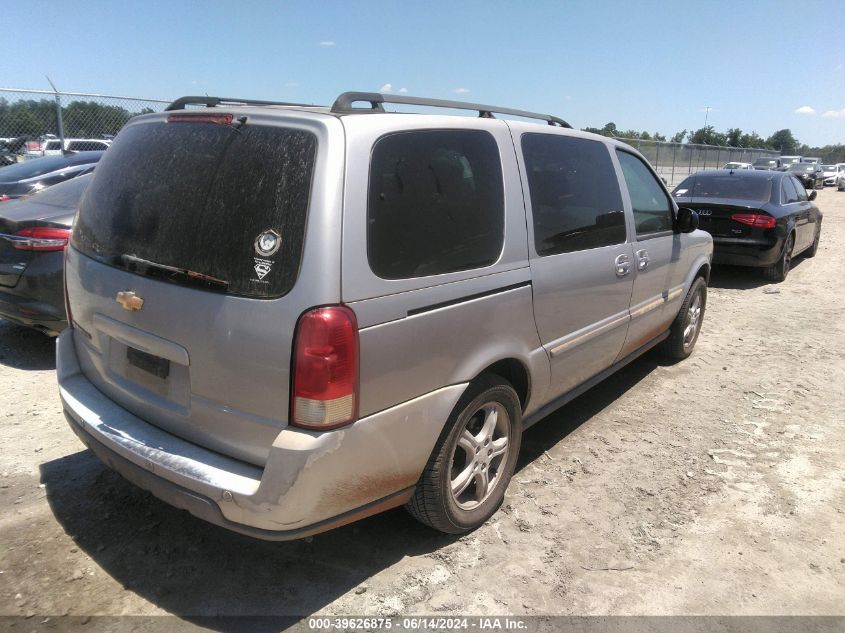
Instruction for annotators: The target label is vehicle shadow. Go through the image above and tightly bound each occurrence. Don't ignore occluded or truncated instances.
[40,352,660,630]
[707,259,807,290]
[0,319,56,370]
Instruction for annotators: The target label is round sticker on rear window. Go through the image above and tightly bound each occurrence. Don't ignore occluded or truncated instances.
[254,229,282,257]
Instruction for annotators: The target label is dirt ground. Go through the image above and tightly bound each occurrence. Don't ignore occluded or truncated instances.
[1,189,843,625]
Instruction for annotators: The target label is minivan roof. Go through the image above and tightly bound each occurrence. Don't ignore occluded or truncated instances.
[165,92,574,129]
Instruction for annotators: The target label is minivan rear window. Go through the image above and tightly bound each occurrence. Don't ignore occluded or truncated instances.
[72,119,317,298]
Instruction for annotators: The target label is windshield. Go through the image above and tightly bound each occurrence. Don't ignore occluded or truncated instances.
[672,174,773,202]
[753,159,776,166]
[723,163,741,169]
[788,164,813,172]
[72,119,317,298]
[821,165,835,171]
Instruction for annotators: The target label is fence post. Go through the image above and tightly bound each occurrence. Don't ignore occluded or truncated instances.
[45,76,66,152]
[654,141,660,177]
[671,143,677,185]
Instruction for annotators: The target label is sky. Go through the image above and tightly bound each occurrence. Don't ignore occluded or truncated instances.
[2,0,844,147]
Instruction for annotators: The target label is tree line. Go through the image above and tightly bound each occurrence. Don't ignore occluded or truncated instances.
[583,122,844,164]
[0,98,154,139]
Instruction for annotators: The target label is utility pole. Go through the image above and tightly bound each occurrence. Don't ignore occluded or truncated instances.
[703,106,711,129]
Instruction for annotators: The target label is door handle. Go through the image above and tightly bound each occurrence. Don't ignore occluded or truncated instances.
[635,249,650,271]
[614,254,631,277]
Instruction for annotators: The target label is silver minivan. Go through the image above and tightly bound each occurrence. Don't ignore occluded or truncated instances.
[57,92,713,539]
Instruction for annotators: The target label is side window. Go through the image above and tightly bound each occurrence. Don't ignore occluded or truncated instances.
[782,176,799,203]
[792,176,808,202]
[522,134,625,256]
[367,130,504,279]
[616,150,674,236]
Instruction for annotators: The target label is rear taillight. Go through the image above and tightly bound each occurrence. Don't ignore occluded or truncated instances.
[12,227,72,251]
[731,213,776,229]
[292,306,359,430]
[0,195,10,202]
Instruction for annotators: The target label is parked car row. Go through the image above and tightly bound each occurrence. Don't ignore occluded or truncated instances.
[747,155,842,186]
[0,92,826,543]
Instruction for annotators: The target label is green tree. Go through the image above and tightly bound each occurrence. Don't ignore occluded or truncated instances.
[766,129,798,154]
[739,131,766,148]
[601,122,617,135]
[726,128,742,147]
[670,129,687,143]
[689,125,727,146]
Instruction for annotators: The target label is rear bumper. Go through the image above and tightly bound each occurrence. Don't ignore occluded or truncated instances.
[712,236,784,267]
[57,329,466,539]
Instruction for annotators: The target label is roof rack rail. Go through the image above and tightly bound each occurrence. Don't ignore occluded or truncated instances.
[165,96,319,112]
[330,91,572,128]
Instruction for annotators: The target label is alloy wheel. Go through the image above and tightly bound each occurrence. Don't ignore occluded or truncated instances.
[449,402,510,510]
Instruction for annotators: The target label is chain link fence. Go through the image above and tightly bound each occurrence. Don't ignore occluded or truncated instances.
[0,88,169,162]
[614,138,781,187]
[1,87,786,187]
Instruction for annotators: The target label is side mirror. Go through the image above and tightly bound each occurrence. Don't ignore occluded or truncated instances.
[676,207,699,233]
[808,190,817,201]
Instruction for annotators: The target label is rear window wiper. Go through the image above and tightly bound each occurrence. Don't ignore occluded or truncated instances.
[117,254,229,292]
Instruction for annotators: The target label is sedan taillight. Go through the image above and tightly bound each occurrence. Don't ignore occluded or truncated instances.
[12,227,72,251]
[731,214,776,229]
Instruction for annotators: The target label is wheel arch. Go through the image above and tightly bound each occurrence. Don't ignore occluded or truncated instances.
[477,358,531,412]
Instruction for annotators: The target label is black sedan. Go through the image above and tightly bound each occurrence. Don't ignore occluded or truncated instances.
[672,169,822,282]
[0,152,102,201]
[0,173,91,334]
[787,162,824,190]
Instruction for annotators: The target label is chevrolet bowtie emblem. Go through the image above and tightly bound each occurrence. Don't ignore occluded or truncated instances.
[116,291,144,311]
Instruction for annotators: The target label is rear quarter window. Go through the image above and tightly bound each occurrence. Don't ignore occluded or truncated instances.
[367,129,504,279]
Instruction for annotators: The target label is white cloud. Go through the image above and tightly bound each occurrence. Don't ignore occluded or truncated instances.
[454,87,470,94]
[379,83,393,93]
[284,81,299,88]
[398,87,408,93]
[319,40,335,47]
[794,105,816,115]
[822,108,845,118]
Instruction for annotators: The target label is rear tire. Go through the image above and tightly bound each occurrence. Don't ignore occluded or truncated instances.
[805,222,821,258]
[661,276,707,361]
[405,376,522,534]
[763,233,794,282]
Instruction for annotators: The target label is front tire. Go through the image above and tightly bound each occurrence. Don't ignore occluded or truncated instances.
[661,276,707,361]
[405,376,522,534]
[763,232,794,282]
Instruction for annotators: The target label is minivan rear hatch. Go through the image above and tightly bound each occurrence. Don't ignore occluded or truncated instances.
[67,113,319,466]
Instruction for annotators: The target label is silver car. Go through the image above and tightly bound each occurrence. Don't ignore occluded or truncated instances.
[57,92,713,539]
